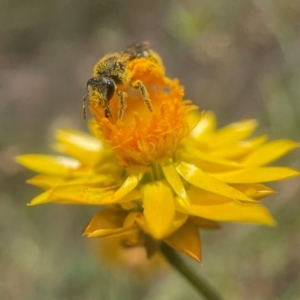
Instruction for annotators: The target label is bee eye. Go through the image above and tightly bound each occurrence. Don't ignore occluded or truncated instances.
[103,78,115,101]
[87,78,93,85]
[86,78,94,88]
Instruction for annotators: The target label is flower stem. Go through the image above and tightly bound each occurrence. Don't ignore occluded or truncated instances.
[161,243,223,300]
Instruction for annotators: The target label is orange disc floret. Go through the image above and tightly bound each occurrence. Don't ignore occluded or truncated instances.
[127,51,165,85]
[90,77,197,167]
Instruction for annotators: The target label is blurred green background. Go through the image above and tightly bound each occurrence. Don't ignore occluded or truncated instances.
[1,0,300,299]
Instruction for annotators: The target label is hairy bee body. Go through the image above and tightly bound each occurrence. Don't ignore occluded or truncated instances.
[93,54,128,84]
[84,42,165,119]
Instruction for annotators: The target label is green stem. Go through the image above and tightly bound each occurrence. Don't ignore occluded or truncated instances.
[161,243,223,300]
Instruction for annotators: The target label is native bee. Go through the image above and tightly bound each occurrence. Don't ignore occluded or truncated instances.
[83,42,164,119]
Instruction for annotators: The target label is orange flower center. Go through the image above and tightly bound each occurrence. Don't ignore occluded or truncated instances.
[90,58,197,167]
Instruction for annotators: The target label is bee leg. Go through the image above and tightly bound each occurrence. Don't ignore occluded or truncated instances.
[104,103,113,118]
[132,80,153,112]
[116,90,127,119]
[83,94,89,119]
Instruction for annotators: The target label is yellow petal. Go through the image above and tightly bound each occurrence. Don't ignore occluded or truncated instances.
[176,162,254,202]
[27,174,115,190]
[242,139,299,167]
[166,211,188,235]
[175,185,275,223]
[212,167,300,183]
[54,128,107,165]
[142,181,175,239]
[28,185,114,205]
[178,149,243,172]
[176,187,230,213]
[230,183,276,200]
[132,212,147,232]
[124,212,141,227]
[101,189,142,204]
[189,111,216,139]
[160,158,190,204]
[134,210,187,239]
[190,216,221,229]
[16,155,92,177]
[55,129,103,151]
[189,201,275,225]
[165,219,202,263]
[211,119,258,147]
[27,174,68,189]
[95,160,121,177]
[181,188,275,225]
[83,209,136,238]
[210,135,268,159]
[187,110,204,132]
[119,202,139,210]
[102,165,146,203]
[68,174,116,186]
[86,225,136,238]
[27,190,52,206]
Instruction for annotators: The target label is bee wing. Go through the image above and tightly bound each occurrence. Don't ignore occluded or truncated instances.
[123,41,152,60]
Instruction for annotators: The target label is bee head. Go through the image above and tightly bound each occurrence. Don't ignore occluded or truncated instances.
[83,77,115,119]
[86,77,115,101]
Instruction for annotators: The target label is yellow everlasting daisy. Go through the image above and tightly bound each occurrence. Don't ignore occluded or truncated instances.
[17,47,299,264]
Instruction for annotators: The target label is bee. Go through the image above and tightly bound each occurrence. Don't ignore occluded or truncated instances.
[83,42,164,119]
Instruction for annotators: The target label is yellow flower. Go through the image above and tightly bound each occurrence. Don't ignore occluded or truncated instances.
[17,51,299,263]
